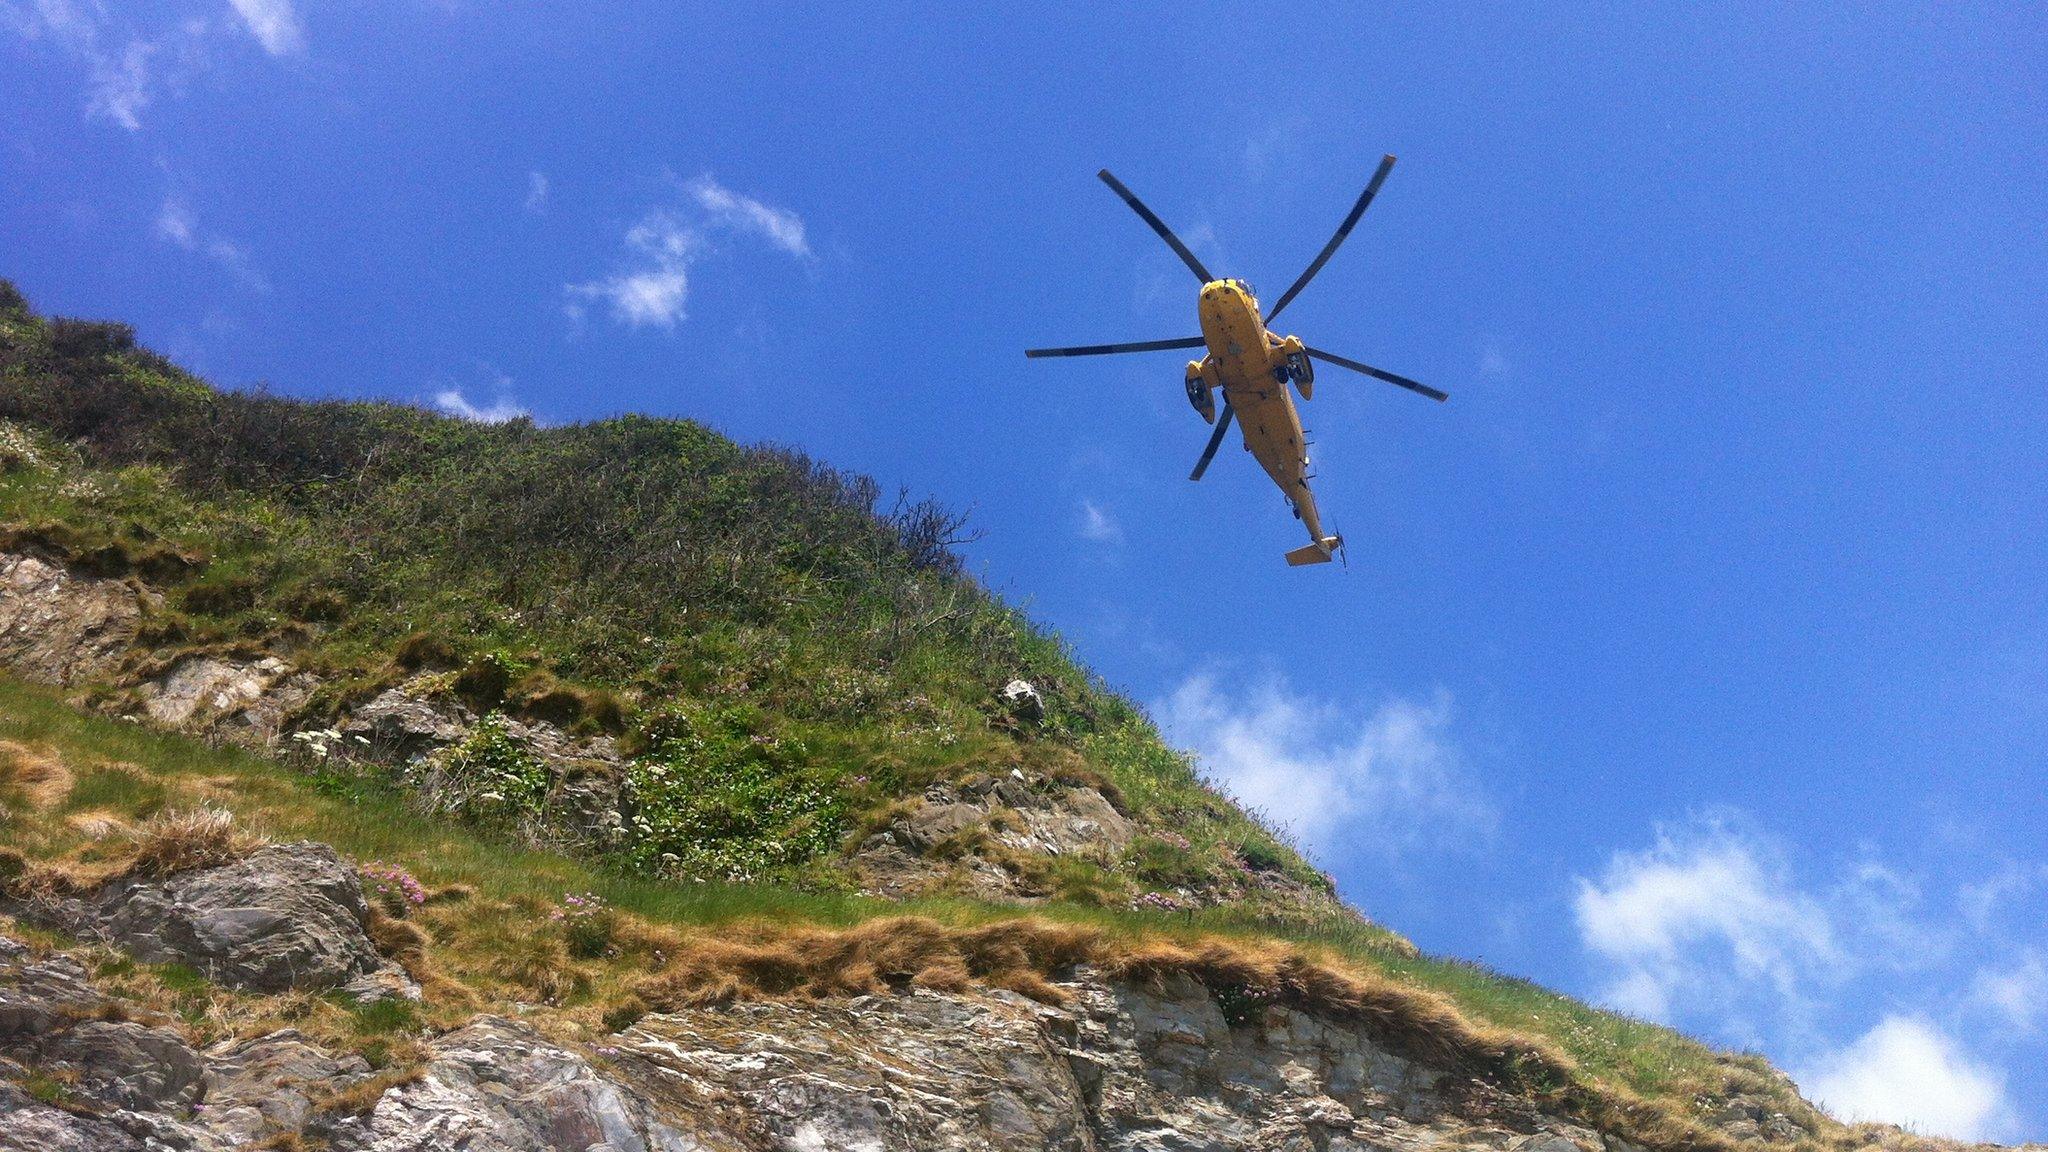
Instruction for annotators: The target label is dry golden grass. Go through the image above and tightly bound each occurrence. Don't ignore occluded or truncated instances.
[0,739,72,808]
[121,806,260,879]
[1,806,262,906]
[64,810,133,839]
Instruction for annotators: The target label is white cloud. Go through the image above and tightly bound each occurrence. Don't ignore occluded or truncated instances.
[155,197,266,291]
[1079,500,1123,544]
[1959,863,2047,933]
[524,170,550,214]
[566,177,809,332]
[226,0,302,56]
[1156,674,1491,858]
[1970,951,2048,1034]
[7,0,155,129]
[1796,1016,2012,1140]
[433,387,528,424]
[1573,819,1841,1024]
[685,174,809,257]
[8,1,293,129]
[566,210,696,329]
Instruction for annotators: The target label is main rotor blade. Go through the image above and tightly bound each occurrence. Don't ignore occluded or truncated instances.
[1098,169,1215,283]
[1263,154,1397,324]
[1305,347,1448,402]
[1189,401,1236,481]
[1025,336,1206,359]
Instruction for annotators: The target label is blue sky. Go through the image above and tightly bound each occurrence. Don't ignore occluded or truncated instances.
[5,1,2043,1137]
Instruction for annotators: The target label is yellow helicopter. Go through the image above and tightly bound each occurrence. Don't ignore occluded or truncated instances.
[1027,155,1446,566]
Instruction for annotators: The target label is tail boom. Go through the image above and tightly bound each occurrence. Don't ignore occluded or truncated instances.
[1284,535,1343,567]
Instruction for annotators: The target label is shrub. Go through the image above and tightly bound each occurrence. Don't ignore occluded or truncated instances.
[48,318,137,359]
[622,704,842,880]
[434,713,549,824]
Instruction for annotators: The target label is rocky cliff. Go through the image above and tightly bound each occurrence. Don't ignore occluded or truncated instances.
[0,840,1805,1152]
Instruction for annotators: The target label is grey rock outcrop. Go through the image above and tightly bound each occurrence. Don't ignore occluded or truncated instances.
[33,1019,206,1113]
[200,1029,374,1147]
[0,553,144,686]
[17,842,389,993]
[323,1016,706,1152]
[138,654,321,742]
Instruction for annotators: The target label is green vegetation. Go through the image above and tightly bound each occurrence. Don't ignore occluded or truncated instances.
[0,281,1324,901]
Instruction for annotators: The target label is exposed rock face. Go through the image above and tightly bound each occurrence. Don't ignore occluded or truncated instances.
[341,684,472,760]
[609,971,1577,1152]
[8,919,2007,1152]
[14,842,391,993]
[33,1019,207,1113]
[0,553,144,686]
[199,1028,374,1147]
[617,990,1093,1150]
[856,774,1138,901]
[138,654,320,742]
[324,1016,706,1152]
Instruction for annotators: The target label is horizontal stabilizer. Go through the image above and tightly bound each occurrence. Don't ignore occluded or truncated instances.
[1284,537,1342,567]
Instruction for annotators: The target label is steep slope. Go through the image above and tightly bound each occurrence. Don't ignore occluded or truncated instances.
[0,282,2014,1152]
[0,280,1335,922]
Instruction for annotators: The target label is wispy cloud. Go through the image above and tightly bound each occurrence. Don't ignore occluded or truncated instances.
[1479,341,1510,376]
[1157,674,1492,859]
[226,0,302,56]
[1079,500,1123,545]
[685,174,809,258]
[566,211,696,329]
[7,1,297,128]
[7,0,154,129]
[1794,1016,2013,1140]
[524,171,550,215]
[1574,818,1841,1025]
[1572,814,2034,1138]
[433,386,529,424]
[1970,951,2048,1035]
[155,197,266,291]
[565,175,809,332]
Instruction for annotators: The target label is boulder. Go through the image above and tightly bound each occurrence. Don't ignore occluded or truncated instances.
[84,842,385,992]
[999,679,1045,722]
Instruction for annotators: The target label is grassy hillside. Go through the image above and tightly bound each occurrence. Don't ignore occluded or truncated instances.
[0,281,1978,1152]
[0,280,1322,908]
[0,674,1886,1152]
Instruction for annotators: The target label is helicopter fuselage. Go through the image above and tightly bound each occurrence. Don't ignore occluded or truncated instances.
[1190,279,1333,554]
